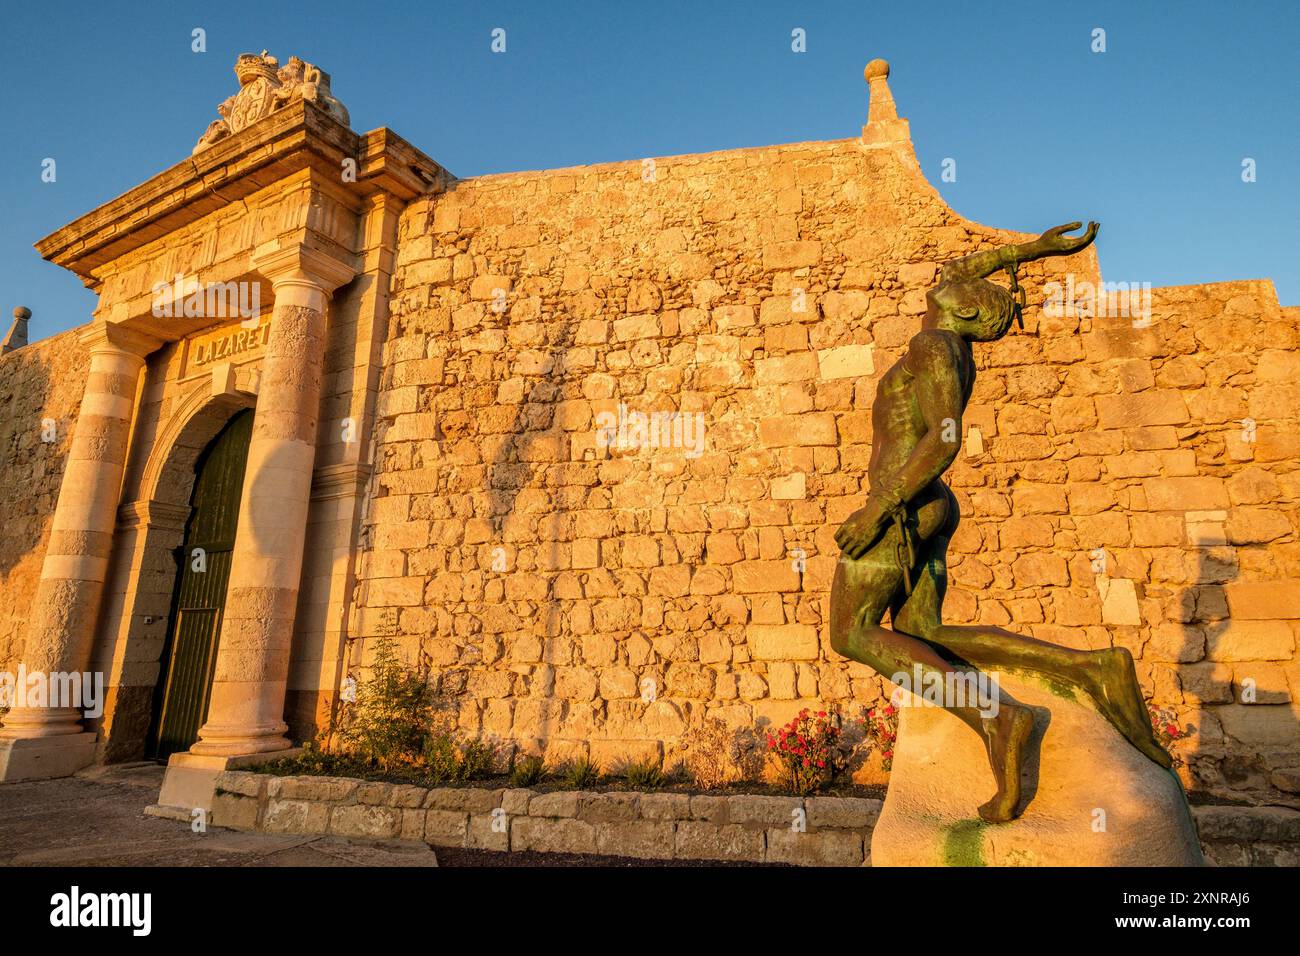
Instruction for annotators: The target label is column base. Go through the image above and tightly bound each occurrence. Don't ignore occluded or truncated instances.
[0,732,98,783]
[153,747,301,816]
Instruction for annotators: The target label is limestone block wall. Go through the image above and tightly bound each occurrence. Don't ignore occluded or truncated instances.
[355,133,1300,807]
[0,329,90,677]
[354,139,1058,766]
[211,770,1300,866]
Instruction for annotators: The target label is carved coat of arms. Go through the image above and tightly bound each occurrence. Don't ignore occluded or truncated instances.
[193,51,350,154]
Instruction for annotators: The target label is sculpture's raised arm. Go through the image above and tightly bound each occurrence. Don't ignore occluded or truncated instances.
[940,221,1098,282]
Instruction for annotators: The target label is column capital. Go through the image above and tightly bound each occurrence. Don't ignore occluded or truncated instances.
[252,244,356,295]
[77,322,162,358]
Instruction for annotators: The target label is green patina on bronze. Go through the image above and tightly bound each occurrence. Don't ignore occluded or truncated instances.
[943,819,988,867]
[828,222,1173,824]
[1003,666,1079,704]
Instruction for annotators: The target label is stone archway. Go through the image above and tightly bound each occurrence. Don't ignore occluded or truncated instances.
[2,60,441,789]
[93,380,255,762]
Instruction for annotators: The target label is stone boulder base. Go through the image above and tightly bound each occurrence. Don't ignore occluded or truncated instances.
[871,671,1205,866]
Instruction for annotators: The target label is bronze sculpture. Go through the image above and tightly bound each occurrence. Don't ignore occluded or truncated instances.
[829,222,1172,823]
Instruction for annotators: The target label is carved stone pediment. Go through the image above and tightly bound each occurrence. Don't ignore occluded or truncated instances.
[194,50,350,154]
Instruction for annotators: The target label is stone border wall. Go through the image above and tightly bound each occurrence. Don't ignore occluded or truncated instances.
[210,771,1299,866]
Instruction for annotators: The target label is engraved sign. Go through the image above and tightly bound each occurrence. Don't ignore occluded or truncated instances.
[184,316,271,378]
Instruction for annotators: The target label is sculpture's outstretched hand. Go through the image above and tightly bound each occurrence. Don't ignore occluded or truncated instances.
[940,219,1100,282]
[1034,221,1099,257]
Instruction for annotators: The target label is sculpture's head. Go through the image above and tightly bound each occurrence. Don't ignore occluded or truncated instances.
[927,279,1017,342]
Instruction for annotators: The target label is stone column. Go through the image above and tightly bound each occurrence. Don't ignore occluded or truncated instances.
[187,246,355,757]
[0,324,158,781]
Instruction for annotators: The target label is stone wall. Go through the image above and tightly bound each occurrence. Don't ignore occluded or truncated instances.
[210,770,1300,866]
[353,131,1300,808]
[0,329,89,677]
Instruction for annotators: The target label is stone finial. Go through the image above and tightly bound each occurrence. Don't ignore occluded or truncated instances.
[864,58,890,81]
[193,51,351,154]
[2,306,30,354]
[862,57,911,150]
[864,59,897,123]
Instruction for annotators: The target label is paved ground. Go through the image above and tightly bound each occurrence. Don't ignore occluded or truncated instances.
[0,763,438,867]
[0,765,768,867]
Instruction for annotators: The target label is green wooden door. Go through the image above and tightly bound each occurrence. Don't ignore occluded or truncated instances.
[147,409,253,760]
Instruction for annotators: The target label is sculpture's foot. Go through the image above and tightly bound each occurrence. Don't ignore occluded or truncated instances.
[976,703,1035,823]
[1086,647,1173,769]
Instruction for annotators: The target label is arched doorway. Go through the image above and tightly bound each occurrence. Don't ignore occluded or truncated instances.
[146,408,254,760]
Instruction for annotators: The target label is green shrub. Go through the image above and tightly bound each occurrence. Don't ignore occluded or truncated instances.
[458,739,498,781]
[509,754,546,787]
[340,636,434,770]
[561,756,601,789]
[621,759,668,790]
[423,733,461,784]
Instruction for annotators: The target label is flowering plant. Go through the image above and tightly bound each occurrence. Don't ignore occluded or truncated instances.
[765,708,851,795]
[1147,702,1192,768]
[863,702,899,771]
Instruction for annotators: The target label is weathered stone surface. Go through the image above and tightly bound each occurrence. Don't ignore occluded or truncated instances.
[511,816,598,854]
[1193,806,1300,843]
[528,791,583,818]
[216,771,266,798]
[424,787,502,812]
[638,792,691,821]
[727,794,803,827]
[209,791,259,830]
[766,828,865,866]
[263,798,329,835]
[674,821,764,861]
[423,809,470,847]
[805,796,882,829]
[466,812,510,851]
[329,803,402,840]
[271,775,358,802]
[595,821,676,859]
[872,673,1205,866]
[576,792,639,823]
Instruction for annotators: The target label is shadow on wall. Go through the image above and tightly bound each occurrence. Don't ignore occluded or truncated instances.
[479,308,576,764]
[1178,541,1297,804]
[0,343,74,671]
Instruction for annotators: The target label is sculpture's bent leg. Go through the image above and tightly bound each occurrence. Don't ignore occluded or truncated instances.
[830,523,1034,822]
[888,541,1170,768]
[927,625,1170,769]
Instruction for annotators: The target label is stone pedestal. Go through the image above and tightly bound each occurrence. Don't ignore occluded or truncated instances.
[153,748,301,816]
[871,671,1205,866]
[0,733,99,783]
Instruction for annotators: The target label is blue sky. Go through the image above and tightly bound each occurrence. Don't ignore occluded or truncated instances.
[2,0,1296,343]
